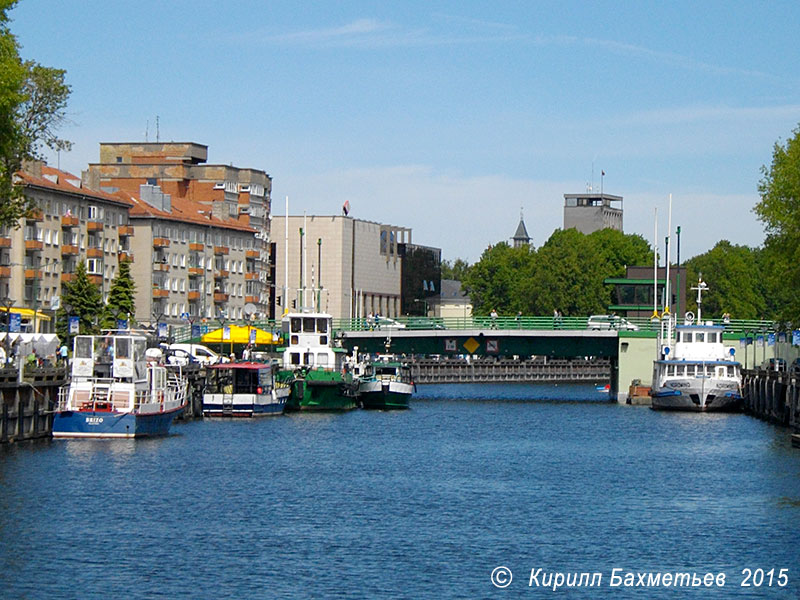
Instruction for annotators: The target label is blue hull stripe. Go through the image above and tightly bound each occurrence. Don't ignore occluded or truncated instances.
[53,409,182,438]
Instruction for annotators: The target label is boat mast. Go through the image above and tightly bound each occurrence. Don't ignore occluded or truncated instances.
[691,275,708,324]
[664,194,672,316]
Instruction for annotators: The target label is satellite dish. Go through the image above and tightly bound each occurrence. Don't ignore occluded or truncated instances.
[244,303,257,317]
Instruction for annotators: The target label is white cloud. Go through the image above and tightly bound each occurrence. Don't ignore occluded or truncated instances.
[273,165,767,264]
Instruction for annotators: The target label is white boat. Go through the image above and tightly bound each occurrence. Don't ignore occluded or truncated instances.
[53,332,188,438]
[203,361,289,417]
[650,279,742,412]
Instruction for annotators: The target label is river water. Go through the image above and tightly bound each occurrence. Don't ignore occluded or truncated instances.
[1,383,799,599]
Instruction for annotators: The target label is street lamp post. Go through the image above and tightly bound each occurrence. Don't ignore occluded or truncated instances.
[2,297,13,366]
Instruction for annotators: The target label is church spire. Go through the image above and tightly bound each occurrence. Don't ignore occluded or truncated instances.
[512,207,531,248]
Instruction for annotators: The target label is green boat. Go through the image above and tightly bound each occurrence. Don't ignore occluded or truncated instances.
[356,358,414,410]
[277,312,357,411]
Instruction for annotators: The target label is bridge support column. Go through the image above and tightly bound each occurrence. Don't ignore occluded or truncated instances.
[610,355,620,403]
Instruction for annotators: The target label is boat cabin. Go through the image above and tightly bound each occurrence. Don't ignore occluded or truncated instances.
[206,362,276,396]
[671,324,732,362]
[71,333,148,381]
[281,312,345,371]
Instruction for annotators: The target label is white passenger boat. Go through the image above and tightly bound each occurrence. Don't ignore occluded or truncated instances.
[53,332,188,438]
[650,280,742,412]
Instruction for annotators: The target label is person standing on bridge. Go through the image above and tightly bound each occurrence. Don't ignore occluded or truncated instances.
[490,309,498,329]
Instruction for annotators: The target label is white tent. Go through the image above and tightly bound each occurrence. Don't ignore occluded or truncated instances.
[0,333,61,362]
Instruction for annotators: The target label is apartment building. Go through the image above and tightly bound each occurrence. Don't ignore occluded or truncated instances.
[114,184,258,325]
[83,142,274,318]
[1,162,134,328]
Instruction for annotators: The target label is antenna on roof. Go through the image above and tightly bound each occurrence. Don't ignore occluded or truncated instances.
[145,119,149,142]
[156,116,160,143]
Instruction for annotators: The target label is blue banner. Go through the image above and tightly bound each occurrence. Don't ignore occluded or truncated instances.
[116,319,128,330]
[739,338,746,348]
[157,322,168,339]
[191,324,201,339]
[9,313,21,333]
[68,316,79,334]
[768,333,775,347]
[793,330,800,346]
[756,335,764,347]
[223,325,231,341]
[249,328,257,344]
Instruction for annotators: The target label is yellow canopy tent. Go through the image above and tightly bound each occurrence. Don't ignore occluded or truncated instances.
[201,325,278,345]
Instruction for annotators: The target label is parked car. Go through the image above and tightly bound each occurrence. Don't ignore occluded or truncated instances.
[587,315,639,331]
[168,343,228,366]
[405,317,446,330]
[373,317,406,330]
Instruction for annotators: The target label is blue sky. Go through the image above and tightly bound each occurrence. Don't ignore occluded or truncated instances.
[10,1,800,263]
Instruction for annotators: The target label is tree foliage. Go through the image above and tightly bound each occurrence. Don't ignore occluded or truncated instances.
[0,1,72,227]
[56,262,103,338]
[441,258,470,281]
[683,241,767,320]
[462,229,653,316]
[754,123,800,323]
[100,259,136,328]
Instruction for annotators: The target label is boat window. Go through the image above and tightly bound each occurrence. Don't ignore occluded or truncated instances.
[258,369,273,391]
[303,318,315,333]
[74,336,93,359]
[695,332,705,343]
[316,353,328,366]
[728,366,736,377]
[290,352,300,365]
[319,335,327,345]
[708,332,717,343]
[135,339,146,362]
[290,317,302,333]
[682,332,692,343]
[115,337,131,360]
[290,335,299,345]
[667,365,675,376]
[316,318,328,334]
[304,352,314,365]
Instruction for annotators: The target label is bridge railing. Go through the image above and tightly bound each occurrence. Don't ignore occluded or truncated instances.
[167,316,777,342]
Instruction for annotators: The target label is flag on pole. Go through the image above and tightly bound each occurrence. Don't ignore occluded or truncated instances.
[342,200,350,216]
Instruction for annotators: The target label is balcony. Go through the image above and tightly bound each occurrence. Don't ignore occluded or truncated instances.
[189,242,204,252]
[153,237,170,248]
[26,209,44,222]
[245,272,259,281]
[87,221,103,232]
[0,236,11,248]
[245,295,259,304]
[152,262,170,272]
[245,249,259,259]
[187,291,200,301]
[188,267,204,277]
[214,270,229,279]
[61,273,75,283]
[25,240,43,252]
[0,266,9,278]
[61,215,79,228]
[61,244,79,256]
[88,274,102,285]
[86,248,103,258]
[118,225,134,237]
[213,292,229,303]
[119,251,133,262]
[152,288,170,298]
[213,245,229,255]
[25,268,43,279]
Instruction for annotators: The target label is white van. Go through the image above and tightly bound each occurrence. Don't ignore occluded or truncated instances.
[168,343,227,366]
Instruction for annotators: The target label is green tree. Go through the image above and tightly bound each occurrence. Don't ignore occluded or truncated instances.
[57,262,103,338]
[0,1,72,227]
[755,123,800,323]
[100,259,136,328]
[683,241,767,320]
[462,243,534,315]
[441,258,470,281]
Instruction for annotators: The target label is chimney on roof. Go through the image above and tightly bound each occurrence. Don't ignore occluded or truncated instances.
[21,159,44,178]
[140,184,172,213]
